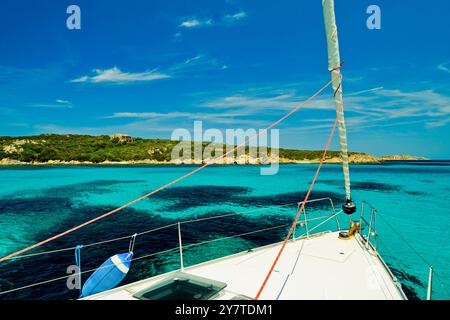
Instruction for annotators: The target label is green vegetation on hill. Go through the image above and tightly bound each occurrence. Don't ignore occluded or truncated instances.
[0,134,354,163]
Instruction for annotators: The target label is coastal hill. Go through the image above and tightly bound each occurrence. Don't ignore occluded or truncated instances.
[0,134,426,165]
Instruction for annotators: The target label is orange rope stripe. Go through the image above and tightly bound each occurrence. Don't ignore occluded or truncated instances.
[254,104,342,300]
[0,79,335,264]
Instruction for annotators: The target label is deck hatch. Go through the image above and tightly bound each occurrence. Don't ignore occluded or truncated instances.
[132,272,227,300]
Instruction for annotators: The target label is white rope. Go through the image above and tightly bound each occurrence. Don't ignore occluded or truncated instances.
[0,274,75,296]
[184,211,340,250]
[179,202,297,226]
[0,208,339,296]
[1,246,78,260]
[0,221,299,296]
[83,234,134,248]
[183,224,291,249]
[2,219,307,297]
[135,223,178,236]
[2,203,298,262]
[0,246,180,296]
[295,210,342,238]
[179,213,245,225]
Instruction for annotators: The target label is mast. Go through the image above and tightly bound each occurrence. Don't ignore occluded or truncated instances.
[322,0,356,215]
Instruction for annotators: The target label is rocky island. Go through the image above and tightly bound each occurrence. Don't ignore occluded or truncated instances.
[0,134,427,166]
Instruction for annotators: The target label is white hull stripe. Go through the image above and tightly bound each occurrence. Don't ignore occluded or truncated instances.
[111,255,129,274]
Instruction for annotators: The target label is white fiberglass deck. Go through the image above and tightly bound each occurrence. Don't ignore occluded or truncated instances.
[84,231,406,300]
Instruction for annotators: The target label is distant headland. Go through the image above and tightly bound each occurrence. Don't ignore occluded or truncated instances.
[0,134,427,166]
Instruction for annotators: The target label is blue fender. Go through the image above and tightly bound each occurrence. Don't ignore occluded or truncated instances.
[80,252,133,298]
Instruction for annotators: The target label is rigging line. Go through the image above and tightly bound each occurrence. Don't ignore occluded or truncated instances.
[1,229,163,261]
[294,210,342,239]
[0,247,181,296]
[377,213,432,267]
[254,103,341,300]
[0,215,323,296]
[0,211,340,295]
[3,202,299,262]
[375,234,450,298]
[377,214,450,296]
[183,223,291,249]
[0,78,336,264]
[178,202,298,225]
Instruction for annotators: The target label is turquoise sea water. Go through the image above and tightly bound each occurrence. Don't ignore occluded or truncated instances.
[0,162,449,300]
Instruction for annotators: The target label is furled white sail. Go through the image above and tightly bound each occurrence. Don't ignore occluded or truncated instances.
[322,0,351,201]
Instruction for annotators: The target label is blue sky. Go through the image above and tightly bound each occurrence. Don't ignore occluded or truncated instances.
[0,0,449,158]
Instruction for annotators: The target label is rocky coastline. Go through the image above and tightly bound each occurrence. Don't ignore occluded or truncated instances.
[0,154,427,166]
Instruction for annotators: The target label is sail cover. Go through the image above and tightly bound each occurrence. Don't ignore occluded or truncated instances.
[322,0,352,200]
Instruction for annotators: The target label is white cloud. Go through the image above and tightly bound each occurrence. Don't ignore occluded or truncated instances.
[34,123,172,135]
[56,99,70,104]
[37,108,265,137]
[346,87,384,96]
[180,19,200,28]
[70,67,170,84]
[31,99,73,109]
[106,112,193,119]
[184,55,204,65]
[202,93,296,111]
[104,110,262,126]
[170,54,227,73]
[70,55,225,85]
[178,11,247,32]
[437,62,450,74]
[224,11,247,21]
[427,117,450,128]
[35,83,450,145]
[199,85,450,131]
[179,18,212,28]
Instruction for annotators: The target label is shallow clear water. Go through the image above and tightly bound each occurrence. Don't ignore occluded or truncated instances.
[0,162,449,300]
